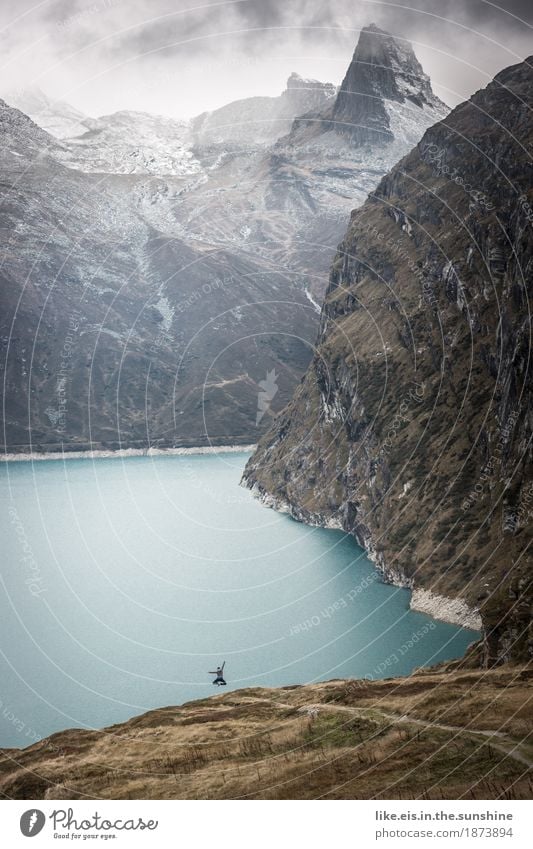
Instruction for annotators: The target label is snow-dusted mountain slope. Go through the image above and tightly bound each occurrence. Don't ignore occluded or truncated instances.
[3,86,90,138]
[173,25,449,298]
[1,25,450,450]
[192,73,336,148]
[59,110,202,176]
[0,98,316,452]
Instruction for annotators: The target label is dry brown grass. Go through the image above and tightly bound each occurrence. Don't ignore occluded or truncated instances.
[0,664,531,800]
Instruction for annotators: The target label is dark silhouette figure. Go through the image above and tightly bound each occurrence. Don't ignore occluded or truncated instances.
[209,661,226,686]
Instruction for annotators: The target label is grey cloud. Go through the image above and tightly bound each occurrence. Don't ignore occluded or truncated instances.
[105,0,532,64]
[0,0,530,118]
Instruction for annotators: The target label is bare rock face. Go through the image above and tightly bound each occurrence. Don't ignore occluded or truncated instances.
[288,24,447,148]
[331,23,444,145]
[243,57,533,664]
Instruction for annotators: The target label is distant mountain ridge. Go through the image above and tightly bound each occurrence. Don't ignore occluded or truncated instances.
[3,85,90,138]
[58,110,201,176]
[192,72,337,148]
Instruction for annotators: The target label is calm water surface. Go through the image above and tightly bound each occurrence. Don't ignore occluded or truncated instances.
[0,453,478,746]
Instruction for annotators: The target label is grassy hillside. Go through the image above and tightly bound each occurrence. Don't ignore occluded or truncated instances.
[1,663,531,800]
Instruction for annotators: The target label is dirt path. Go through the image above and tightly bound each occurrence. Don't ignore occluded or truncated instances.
[241,696,533,770]
[298,701,533,769]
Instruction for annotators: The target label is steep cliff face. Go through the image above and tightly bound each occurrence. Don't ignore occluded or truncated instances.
[243,58,533,664]
[288,24,447,149]
[330,23,444,145]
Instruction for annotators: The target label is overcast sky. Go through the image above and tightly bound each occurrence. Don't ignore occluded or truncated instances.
[0,0,531,119]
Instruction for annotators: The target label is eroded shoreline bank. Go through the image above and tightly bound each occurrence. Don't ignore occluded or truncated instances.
[1,445,256,463]
[244,481,483,633]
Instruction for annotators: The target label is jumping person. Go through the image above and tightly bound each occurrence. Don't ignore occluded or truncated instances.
[209,661,226,686]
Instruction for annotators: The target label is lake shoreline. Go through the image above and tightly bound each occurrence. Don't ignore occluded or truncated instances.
[0,444,256,463]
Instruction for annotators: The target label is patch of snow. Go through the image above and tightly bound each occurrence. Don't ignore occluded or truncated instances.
[305,288,322,314]
[44,407,61,426]
[58,110,202,176]
[153,296,175,332]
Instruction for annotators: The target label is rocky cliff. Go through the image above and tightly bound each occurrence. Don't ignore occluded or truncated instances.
[287,24,447,149]
[243,57,533,664]
[330,23,445,145]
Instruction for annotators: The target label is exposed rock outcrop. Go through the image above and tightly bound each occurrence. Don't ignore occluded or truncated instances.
[288,23,447,147]
[330,23,445,145]
[243,57,533,664]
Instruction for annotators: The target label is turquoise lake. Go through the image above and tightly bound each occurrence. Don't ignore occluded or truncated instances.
[0,452,478,747]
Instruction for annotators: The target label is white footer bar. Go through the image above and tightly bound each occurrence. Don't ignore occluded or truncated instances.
[2,799,532,848]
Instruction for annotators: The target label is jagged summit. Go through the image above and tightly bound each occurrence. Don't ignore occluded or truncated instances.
[331,24,446,143]
[340,24,442,105]
[58,108,199,176]
[287,72,308,86]
[284,24,447,150]
[286,72,336,94]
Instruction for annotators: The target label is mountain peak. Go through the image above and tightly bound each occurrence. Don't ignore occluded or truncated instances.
[287,72,305,87]
[285,72,336,96]
[331,24,445,144]
[361,22,390,34]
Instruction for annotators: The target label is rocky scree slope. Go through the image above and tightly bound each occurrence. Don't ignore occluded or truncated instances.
[57,110,200,176]
[243,58,533,664]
